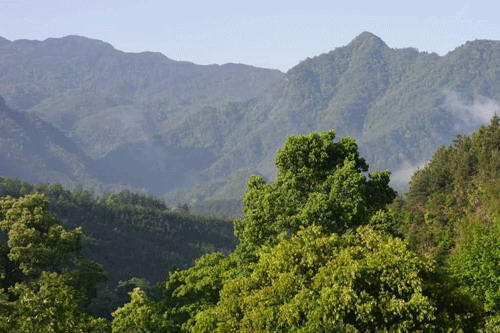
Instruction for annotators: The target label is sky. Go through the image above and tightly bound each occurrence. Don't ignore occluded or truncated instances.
[1,0,499,71]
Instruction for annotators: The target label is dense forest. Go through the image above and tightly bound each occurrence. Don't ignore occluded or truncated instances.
[0,179,236,318]
[0,118,497,331]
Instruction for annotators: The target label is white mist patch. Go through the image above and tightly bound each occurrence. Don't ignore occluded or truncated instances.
[390,160,428,189]
[443,90,499,130]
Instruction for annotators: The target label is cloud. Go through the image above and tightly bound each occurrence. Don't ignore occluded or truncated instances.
[389,90,496,191]
[443,90,499,131]
[390,160,428,189]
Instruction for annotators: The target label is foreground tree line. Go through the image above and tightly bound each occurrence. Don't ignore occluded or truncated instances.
[0,117,498,332]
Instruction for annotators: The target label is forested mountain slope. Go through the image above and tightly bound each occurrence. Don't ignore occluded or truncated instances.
[1,33,500,211]
[0,178,236,286]
[0,35,282,192]
[395,117,499,326]
[168,32,500,207]
[0,95,99,187]
[0,35,282,157]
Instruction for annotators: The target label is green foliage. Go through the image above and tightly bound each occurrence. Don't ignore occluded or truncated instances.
[4,272,109,333]
[162,253,244,332]
[112,129,488,331]
[103,189,168,210]
[235,131,395,257]
[0,180,236,285]
[395,117,500,329]
[408,116,499,210]
[0,194,109,331]
[112,288,173,333]
[114,130,488,331]
[111,252,244,332]
[449,183,499,320]
[401,117,499,259]
[0,179,236,317]
[193,226,480,332]
[0,194,83,276]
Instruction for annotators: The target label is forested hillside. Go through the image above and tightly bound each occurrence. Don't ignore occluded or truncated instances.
[0,35,282,194]
[0,178,236,285]
[1,33,500,214]
[396,116,499,326]
[0,178,237,318]
[167,32,500,208]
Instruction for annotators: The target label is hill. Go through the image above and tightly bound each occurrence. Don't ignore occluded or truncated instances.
[396,117,499,324]
[0,177,236,285]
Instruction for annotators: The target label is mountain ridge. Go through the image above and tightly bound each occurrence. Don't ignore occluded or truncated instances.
[1,32,499,211]
[162,32,500,207]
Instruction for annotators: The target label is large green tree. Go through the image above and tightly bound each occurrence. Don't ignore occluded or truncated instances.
[0,193,109,331]
[193,226,480,332]
[235,131,396,258]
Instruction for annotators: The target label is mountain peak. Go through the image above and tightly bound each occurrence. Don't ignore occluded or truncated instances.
[348,31,387,49]
[51,35,115,49]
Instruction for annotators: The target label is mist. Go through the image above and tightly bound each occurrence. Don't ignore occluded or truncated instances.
[443,90,499,131]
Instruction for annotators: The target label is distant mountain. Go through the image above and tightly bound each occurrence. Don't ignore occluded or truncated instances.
[1,33,499,211]
[165,32,500,207]
[0,95,100,187]
[0,35,283,192]
[0,35,282,156]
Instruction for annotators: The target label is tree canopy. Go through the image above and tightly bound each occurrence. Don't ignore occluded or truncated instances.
[235,131,396,258]
[0,194,109,331]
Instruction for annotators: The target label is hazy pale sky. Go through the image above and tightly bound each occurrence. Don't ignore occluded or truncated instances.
[1,0,499,71]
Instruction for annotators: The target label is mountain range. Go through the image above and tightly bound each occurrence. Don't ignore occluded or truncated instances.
[1,32,499,213]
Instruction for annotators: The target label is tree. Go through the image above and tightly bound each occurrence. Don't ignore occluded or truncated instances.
[111,252,244,332]
[117,131,398,331]
[193,226,481,332]
[235,131,396,258]
[449,185,500,328]
[112,288,172,333]
[3,272,109,333]
[0,194,108,331]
